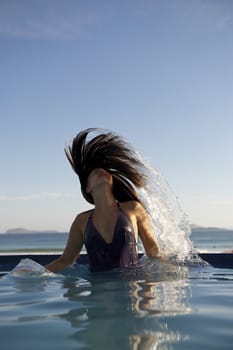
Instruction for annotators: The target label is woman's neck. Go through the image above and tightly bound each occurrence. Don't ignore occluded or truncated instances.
[93,191,117,213]
[95,198,117,210]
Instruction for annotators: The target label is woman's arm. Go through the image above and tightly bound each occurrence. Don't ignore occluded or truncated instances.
[46,214,85,273]
[136,203,161,258]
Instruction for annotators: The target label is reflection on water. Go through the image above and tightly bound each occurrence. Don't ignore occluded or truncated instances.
[1,261,192,350]
[127,277,190,349]
[59,263,191,349]
[129,279,191,317]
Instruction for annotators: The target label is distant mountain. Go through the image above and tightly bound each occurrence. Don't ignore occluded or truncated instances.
[191,224,232,233]
[5,225,231,234]
[5,228,60,234]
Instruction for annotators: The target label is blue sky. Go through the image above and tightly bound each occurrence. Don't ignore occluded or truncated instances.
[0,0,233,232]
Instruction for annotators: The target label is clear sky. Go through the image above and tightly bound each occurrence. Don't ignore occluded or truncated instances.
[0,0,233,232]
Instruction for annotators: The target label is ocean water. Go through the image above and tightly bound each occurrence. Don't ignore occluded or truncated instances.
[0,232,68,253]
[0,230,233,349]
[0,229,233,253]
[191,229,233,253]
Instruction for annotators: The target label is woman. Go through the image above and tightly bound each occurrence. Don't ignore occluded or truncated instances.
[46,128,161,273]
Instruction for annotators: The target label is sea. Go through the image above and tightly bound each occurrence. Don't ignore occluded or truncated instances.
[1,229,233,350]
[0,228,233,254]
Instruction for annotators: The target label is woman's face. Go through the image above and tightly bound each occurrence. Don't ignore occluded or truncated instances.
[86,168,113,193]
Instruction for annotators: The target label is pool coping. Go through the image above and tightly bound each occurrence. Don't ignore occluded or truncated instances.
[0,252,233,272]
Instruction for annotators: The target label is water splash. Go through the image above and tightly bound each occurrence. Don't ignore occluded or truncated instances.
[8,258,58,278]
[135,153,195,262]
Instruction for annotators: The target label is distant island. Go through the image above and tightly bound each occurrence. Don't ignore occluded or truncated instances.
[5,228,61,234]
[190,225,232,233]
[4,225,232,234]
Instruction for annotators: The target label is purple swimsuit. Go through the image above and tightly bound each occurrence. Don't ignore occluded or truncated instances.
[84,207,138,272]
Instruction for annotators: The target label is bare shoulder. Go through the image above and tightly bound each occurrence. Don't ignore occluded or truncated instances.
[119,201,145,215]
[71,209,93,232]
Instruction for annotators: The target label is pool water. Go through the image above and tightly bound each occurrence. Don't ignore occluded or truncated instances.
[1,260,232,349]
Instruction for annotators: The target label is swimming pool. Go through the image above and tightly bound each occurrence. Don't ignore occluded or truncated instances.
[0,257,232,349]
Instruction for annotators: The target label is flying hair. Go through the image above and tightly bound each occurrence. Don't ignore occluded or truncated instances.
[64,128,148,204]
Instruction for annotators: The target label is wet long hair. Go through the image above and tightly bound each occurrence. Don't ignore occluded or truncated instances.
[65,128,148,204]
